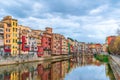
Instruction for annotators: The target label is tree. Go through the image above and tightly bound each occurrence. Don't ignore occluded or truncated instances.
[109,36,120,55]
[116,28,120,35]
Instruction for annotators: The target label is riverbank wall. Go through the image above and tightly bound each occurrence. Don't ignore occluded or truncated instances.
[0,55,73,66]
[110,55,120,80]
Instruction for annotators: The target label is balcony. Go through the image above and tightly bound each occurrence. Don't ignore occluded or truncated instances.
[7,23,11,27]
[4,45,11,52]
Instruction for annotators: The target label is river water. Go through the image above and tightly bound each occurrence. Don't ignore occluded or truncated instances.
[0,55,115,80]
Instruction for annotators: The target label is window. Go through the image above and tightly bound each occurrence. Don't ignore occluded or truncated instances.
[13,22,16,26]
[16,28,17,32]
[6,29,10,32]
[13,28,15,32]
[13,39,14,43]
[6,40,10,43]
[6,40,8,43]
[6,34,10,38]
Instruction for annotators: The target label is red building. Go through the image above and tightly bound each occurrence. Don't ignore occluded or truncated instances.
[42,27,52,56]
[37,46,44,57]
[22,36,30,51]
[41,36,50,49]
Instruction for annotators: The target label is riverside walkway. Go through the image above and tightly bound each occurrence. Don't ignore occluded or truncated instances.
[110,55,120,80]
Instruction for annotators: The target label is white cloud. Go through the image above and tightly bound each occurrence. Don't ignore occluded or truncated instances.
[33,3,44,12]
[0,0,120,43]
[17,12,119,43]
[89,5,108,15]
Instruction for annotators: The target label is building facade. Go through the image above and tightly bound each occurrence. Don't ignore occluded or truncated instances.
[0,22,4,56]
[31,30,43,57]
[42,27,52,56]
[2,16,18,56]
[61,35,68,55]
[51,33,62,55]
[18,25,30,55]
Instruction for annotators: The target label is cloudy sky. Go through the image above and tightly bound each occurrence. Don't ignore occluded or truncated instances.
[0,0,120,43]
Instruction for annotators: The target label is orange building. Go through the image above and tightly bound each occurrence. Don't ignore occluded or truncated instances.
[51,33,62,55]
[106,36,116,45]
[61,35,68,54]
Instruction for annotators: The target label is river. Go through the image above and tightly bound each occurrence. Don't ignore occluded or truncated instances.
[0,55,115,80]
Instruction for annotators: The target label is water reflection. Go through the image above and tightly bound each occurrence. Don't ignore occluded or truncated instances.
[65,55,115,80]
[0,55,115,80]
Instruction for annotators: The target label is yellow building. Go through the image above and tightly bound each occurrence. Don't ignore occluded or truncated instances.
[2,16,18,56]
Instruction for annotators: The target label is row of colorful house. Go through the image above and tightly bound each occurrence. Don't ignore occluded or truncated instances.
[0,16,106,57]
[0,16,90,57]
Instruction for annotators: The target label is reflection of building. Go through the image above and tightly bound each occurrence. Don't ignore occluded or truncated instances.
[51,62,61,80]
[105,64,116,80]
[78,55,94,66]
[61,61,69,79]
[0,59,77,80]
[10,71,19,80]
[4,71,10,80]
[21,71,29,80]
[2,16,18,56]
[37,62,51,80]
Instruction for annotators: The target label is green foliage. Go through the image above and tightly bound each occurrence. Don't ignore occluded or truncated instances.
[107,46,111,54]
[94,54,109,63]
[67,37,74,41]
[106,64,116,80]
